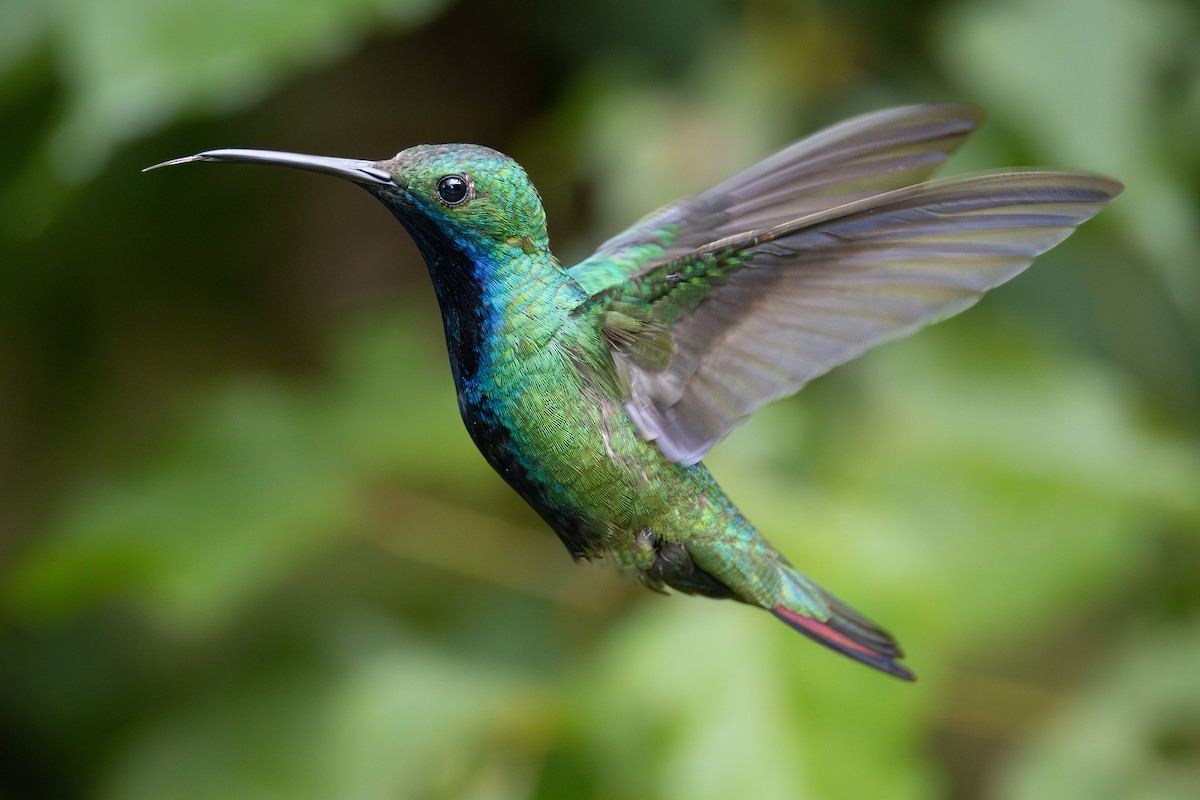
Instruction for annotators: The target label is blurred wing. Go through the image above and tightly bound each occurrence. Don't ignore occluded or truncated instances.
[590,171,1122,465]
[568,104,985,294]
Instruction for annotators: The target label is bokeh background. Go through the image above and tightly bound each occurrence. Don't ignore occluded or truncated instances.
[2,0,1198,797]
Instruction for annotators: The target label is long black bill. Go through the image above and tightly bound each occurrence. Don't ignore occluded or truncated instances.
[143,149,395,187]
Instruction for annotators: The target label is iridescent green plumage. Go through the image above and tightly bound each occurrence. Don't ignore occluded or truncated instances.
[147,104,1122,680]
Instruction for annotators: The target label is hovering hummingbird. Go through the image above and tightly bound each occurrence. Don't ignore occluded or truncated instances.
[147,104,1121,680]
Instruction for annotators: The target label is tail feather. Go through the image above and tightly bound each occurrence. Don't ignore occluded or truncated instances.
[773,579,914,681]
[679,531,914,679]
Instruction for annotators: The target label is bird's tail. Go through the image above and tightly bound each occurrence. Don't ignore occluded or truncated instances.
[771,565,914,681]
[680,520,914,680]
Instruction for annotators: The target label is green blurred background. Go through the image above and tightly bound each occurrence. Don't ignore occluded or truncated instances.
[2,0,1198,797]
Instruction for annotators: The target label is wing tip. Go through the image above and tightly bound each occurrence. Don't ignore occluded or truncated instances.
[935,168,1124,201]
[854,101,985,131]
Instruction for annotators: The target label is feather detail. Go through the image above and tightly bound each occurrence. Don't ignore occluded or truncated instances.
[772,605,914,681]
[585,166,1121,464]
[569,104,986,294]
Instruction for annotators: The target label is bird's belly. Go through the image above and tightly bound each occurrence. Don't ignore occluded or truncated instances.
[458,368,679,558]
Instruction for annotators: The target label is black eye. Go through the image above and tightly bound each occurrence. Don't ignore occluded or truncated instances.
[435,174,470,206]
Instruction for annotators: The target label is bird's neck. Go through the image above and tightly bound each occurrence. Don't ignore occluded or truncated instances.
[396,216,568,389]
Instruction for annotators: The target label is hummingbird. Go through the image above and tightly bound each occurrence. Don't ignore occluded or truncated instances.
[146,104,1121,680]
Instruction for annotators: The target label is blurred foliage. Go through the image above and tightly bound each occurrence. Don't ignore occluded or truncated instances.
[1,0,1198,798]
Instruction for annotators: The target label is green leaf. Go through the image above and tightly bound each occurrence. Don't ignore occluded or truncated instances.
[46,0,450,176]
[4,310,496,633]
[99,620,538,800]
[996,623,1200,800]
[939,0,1200,322]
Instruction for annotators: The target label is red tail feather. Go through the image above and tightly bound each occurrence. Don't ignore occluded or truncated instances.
[773,605,915,681]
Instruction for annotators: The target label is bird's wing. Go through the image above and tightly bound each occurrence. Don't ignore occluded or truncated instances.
[579,170,1122,465]
[567,103,985,295]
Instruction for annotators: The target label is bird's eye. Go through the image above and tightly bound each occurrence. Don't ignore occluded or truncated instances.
[435,174,471,207]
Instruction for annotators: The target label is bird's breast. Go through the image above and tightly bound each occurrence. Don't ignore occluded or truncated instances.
[456,331,677,557]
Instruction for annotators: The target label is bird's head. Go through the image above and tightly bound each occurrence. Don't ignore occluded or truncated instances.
[144,143,550,256]
[373,144,549,254]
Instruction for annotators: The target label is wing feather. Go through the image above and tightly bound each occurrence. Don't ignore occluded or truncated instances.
[610,171,1122,464]
[569,104,986,294]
